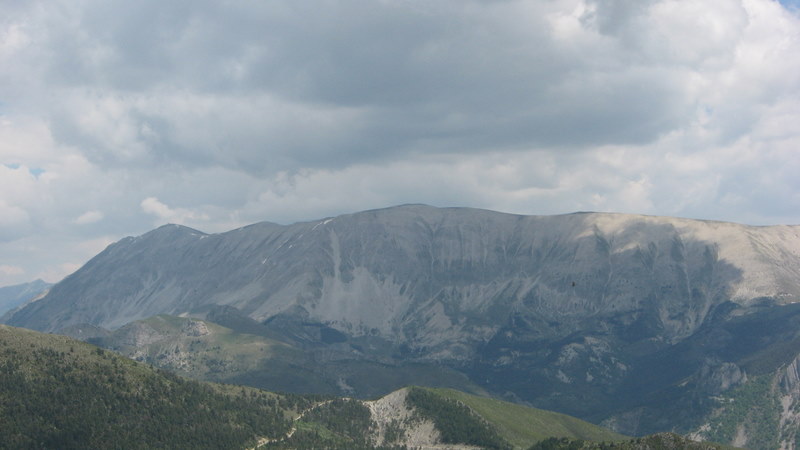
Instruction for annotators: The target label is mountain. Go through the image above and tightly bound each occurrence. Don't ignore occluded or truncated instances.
[13,205,800,336]
[6,204,800,443]
[0,279,51,316]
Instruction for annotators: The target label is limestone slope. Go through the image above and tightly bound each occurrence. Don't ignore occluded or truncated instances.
[7,205,800,345]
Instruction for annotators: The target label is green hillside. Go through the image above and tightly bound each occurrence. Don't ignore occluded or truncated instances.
[91,314,337,394]
[0,324,310,449]
[409,388,736,450]
[417,387,627,449]
[88,314,486,398]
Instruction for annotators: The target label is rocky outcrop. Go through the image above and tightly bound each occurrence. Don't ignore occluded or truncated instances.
[182,319,209,337]
[696,359,747,395]
[366,388,444,448]
[779,357,800,449]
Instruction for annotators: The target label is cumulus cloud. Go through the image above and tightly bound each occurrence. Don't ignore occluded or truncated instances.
[141,197,209,226]
[23,0,729,170]
[74,210,104,225]
[0,0,799,285]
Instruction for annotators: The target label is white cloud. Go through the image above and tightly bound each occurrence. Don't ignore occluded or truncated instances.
[74,210,104,225]
[140,197,209,226]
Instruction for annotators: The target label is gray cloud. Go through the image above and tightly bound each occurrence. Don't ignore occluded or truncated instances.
[1,0,799,286]
[34,0,712,173]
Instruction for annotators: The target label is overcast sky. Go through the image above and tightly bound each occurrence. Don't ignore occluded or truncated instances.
[1,0,800,287]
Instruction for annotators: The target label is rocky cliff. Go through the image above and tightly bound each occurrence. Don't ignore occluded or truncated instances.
[8,205,800,340]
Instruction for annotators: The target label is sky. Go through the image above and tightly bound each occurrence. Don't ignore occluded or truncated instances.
[1,0,800,287]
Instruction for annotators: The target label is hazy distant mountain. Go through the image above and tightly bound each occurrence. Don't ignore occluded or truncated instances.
[0,279,51,316]
[6,204,800,444]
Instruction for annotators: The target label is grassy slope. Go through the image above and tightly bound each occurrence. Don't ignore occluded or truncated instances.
[98,315,340,394]
[99,315,487,398]
[427,387,628,449]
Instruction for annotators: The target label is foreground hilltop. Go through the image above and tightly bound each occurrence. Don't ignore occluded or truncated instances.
[0,324,295,448]
[6,205,800,444]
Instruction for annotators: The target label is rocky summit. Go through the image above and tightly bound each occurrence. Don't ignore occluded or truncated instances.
[6,205,800,445]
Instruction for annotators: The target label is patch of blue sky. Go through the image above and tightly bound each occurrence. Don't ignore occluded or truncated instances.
[3,164,45,177]
[779,0,800,11]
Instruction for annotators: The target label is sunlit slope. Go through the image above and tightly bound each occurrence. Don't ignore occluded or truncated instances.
[421,387,627,448]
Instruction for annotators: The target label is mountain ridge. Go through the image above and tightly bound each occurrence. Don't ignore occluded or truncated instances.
[9,205,799,335]
[6,204,800,441]
[0,279,52,317]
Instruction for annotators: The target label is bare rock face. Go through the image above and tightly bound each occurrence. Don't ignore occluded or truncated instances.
[782,357,800,393]
[113,322,166,348]
[9,206,800,342]
[182,320,209,337]
[366,388,441,448]
[694,359,747,395]
[778,356,800,449]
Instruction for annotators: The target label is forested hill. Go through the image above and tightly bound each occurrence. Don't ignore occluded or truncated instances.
[0,324,305,449]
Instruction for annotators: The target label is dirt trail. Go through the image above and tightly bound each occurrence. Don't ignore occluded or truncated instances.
[250,400,334,449]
